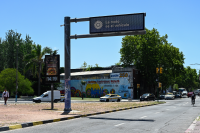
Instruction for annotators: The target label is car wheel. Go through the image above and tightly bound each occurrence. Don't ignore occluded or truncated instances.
[153,98,155,101]
[54,99,58,103]
[106,99,109,102]
[36,100,41,103]
[117,99,120,102]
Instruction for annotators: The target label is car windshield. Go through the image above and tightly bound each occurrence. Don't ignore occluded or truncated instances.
[142,94,149,96]
[104,95,110,98]
[39,93,45,97]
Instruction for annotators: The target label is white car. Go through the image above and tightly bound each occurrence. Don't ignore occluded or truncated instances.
[100,94,122,102]
[165,93,175,100]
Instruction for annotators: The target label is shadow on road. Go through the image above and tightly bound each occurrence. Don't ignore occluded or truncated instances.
[88,117,155,122]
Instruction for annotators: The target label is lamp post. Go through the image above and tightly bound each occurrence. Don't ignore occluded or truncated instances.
[15,43,19,102]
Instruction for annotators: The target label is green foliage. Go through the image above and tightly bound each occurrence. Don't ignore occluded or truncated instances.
[0,30,33,79]
[81,61,87,71]
[23,43,58,95]
[120,28,185,93]
[176,66,199,91]
[81,62,103,71]
[0,68,34,95]
[115,61,121,66]
[173,84,179,91]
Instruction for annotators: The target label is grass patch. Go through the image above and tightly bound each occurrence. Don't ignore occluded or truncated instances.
[71,97,99,101]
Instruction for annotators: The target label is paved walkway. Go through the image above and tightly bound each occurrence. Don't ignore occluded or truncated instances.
[185,116,200,133]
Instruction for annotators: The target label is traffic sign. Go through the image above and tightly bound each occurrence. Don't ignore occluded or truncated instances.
[45,55,60,84]
[90,13,145,34]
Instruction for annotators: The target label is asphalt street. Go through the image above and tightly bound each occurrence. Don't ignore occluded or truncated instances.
[2,97,200,133]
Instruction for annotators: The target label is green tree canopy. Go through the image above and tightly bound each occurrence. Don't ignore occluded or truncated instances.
[0,68,33,95]
[120,28,185,93]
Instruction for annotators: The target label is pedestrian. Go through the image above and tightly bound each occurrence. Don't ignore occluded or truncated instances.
[2,89,9,105]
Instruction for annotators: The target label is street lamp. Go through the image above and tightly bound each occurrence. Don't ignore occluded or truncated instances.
[15,43,19,102]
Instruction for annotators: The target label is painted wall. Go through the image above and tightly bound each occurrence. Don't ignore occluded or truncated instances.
[70,78,131,99]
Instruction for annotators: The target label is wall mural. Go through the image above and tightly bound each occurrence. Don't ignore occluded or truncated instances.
[70,78,131,99]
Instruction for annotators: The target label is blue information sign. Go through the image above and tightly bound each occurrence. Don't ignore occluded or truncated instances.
[90,13,145,34]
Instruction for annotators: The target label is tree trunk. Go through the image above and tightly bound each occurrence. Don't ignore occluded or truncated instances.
[38,62,41,96]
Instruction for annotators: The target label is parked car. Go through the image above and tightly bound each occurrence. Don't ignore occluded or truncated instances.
[181,91,188,97]
[187,92,193,98]
[100,94,122,102]
[194,91,199,95]
[175,92,182,98]
[140,93,155,101]
[33,90,61,103]
[165,93,175,100]
[159,93,165,99]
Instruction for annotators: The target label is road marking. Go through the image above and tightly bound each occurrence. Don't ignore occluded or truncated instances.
[115,123,125,126]
[155,112,160,114]
[166,109,169,110]
[140,116,147,118]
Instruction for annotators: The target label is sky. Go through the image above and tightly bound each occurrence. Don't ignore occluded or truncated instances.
[1,0,200,71]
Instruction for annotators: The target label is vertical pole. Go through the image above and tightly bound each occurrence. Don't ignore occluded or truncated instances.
[15,45,18,102]
[51,84,54,110]
[64,17,72,111]
[157,86,158,102]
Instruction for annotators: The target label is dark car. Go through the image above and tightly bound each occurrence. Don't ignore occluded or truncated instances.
[140,93,155,101]
[175,92,182,98]
[159,93,165,99]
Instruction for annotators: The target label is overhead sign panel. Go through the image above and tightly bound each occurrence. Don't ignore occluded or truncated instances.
[45,55,60,84]
[90,13,145,34]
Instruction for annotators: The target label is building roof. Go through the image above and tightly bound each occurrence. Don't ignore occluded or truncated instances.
[60,70,112,76]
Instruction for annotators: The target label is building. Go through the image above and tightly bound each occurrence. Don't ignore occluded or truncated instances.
[58,65,141,99]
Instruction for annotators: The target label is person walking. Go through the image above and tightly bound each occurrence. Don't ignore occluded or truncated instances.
[2,89,9,105]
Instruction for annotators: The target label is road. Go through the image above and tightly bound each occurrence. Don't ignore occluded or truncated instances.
[2,97,200,133]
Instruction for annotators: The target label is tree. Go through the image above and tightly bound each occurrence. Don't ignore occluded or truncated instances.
[23,44,57,95]
[0,30,33,80]
[81,61,87,71]
[120,28,185,94]
[115,61,121,66]
[176,66,198,91]
[0,68,33,95]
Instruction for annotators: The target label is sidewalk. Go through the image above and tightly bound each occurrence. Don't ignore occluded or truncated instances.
[7,98,141,102]
[185,116,200,133]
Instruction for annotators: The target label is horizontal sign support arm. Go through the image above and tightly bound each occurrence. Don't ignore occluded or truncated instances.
[69,30,146,39]
[70,17,90,23]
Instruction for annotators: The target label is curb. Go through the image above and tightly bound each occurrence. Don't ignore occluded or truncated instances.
[0,102,165,132]
[185,115,200,133]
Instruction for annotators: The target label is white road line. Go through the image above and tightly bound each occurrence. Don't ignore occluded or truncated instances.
[115,123,125,127]
[140,116,147,118]
[155,112,160,114]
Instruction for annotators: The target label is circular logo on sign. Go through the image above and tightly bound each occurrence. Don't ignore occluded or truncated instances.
[94,20,103,29]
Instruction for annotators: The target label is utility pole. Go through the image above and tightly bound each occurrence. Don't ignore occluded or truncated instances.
[15,43,19,102]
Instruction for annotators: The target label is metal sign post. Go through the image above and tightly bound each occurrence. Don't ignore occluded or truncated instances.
[45,54,60,110]
[62,13,146,112]
[64,17,71,112]
[51,84,54,110]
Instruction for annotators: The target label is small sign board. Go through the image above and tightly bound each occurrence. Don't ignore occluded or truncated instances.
[90,13,145,34]
[45,55,60,84]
